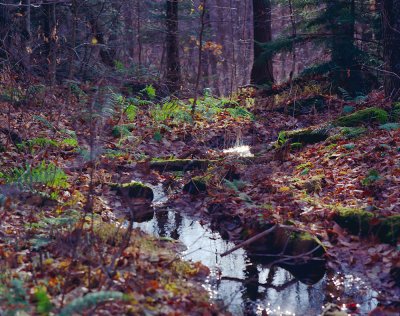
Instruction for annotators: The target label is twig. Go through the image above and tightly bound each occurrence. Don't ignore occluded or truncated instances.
[220,224,277,257]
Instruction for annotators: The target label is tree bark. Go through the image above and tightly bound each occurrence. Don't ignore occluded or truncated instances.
[329,0,361,95]
[383,0,400,101]
[44,1,57,85]
[251,0,274,86]
[166,0,181,93]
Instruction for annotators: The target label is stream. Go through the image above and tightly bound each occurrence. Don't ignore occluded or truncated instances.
[130,183,379,315]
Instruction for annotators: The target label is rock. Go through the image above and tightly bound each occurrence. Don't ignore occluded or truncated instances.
[109,182,154,201]
[334,209,400,244]
[321,303,347,316]
[333,107,388,127]
[376,215,400,244]
[245,225,325,260]
[334,208,374,235]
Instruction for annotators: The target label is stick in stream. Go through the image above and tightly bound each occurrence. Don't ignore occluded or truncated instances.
[220,224,277,257]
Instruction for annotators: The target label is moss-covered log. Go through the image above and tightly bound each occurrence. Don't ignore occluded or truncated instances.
[109,182,154,201]
[333,107,388,127]
[278,125,331,145]
[150,159,211,172]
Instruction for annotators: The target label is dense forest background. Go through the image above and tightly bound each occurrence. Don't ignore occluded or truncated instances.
[1,0,399,98]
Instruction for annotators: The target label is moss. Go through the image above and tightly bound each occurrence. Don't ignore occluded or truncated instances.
[112,124,135,137]
[333,107,388,127]
[183,176,208,194]
[290,142,303,150]
[377,215,400,244]
[340,126,367,139]
[110,181,154,201]
[334,208,374,235]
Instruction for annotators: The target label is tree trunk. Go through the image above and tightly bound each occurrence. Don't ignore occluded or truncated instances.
[383,0,400,101]
[0,2,11,60]
[329,0,362,95]
[68,0,78,80]
[44,1,57,85]
[251,0,274,86]
[165,0,181,93]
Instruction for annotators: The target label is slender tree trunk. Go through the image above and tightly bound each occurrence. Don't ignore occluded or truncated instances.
[21,0,31,73]
[383,0,400,101]
[251,0,274,86]
[166,0,181,93]
[68,0,78,79]
[191,0,207,116]
[44,1,57,85]
[136,0,142,69]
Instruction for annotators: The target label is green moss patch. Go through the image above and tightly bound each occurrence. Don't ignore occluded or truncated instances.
[277,125,331,146]
[334,208,374,235]
[333,107,388,127]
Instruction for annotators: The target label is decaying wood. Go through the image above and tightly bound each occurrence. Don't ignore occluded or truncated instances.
[149,159,212,172]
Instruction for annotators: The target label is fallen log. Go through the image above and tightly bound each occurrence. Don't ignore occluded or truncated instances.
[149,159,212,172]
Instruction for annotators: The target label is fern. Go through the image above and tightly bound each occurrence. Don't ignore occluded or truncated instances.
[142,84,156,99]
[34,286,52,315]
[59,291,127,316]
[33,115,56,131]
[0,278,30,315]
[125,104,137,121]
[6,162,68,189]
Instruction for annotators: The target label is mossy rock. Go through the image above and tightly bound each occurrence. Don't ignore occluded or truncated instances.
[299,175,325,194]
[112,124,135,137]
[278,125,331,145]
[245,225,325,259]
[110,182,154,201]
[376,215,400,244]
[334,208,374,235]
[150,159,211,172]
[183,176,208,194]
[333,107,388,127]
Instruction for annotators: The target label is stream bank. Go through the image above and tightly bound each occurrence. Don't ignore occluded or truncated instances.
[119,180,379,316]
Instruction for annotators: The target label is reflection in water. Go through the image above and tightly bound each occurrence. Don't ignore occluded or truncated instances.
[133,205,378,315]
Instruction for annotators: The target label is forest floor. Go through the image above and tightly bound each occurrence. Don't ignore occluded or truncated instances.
[0,76,399,315]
